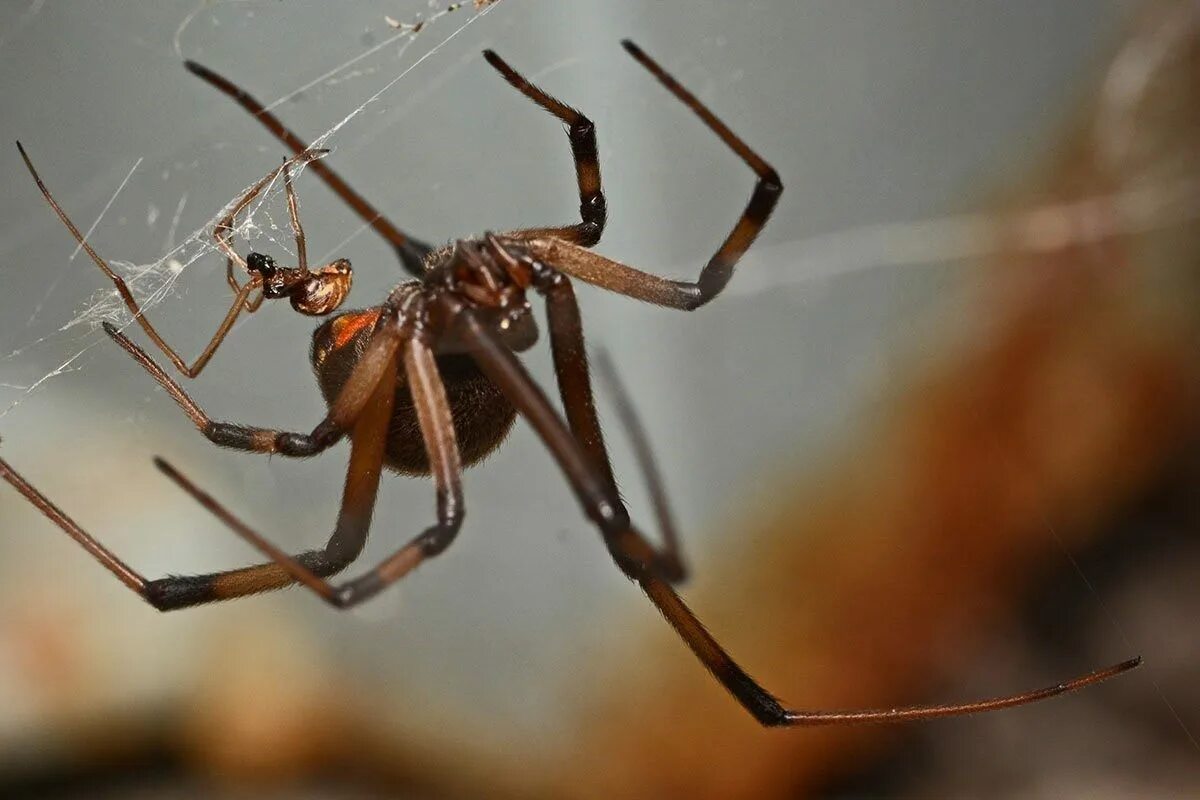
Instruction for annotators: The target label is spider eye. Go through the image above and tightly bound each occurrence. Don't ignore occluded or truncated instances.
[246,252,277,276]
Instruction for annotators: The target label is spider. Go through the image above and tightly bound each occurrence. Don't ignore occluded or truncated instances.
[1,41,1137,727]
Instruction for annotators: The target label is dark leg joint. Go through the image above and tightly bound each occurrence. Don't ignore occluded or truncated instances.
[145,551,339,611]
[394,239,433,276]
[279,421,344,456]
[205,422,265,451]
[417,518,463,558]
[670,282,706,311]
[144,574,216,612]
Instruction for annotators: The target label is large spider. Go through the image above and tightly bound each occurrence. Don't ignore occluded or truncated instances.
[2,41,1137,727]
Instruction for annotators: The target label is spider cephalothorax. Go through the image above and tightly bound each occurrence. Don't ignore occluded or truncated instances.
[248,250,353,316]
[2,41,1137,728]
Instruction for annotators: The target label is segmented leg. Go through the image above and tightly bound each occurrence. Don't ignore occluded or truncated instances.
[0,310,405,609]
[185,60,433,277]
[539,271,686,581]
[523,40,781,310]
[0,450,357,611]
[101,311,399,458]
[16,141,299,378]
[157,334,465,609]
[483,49,606,247]
[453,303,1139,727]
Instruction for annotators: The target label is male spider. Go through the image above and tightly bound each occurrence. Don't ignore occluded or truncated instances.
[1,41,1137,727]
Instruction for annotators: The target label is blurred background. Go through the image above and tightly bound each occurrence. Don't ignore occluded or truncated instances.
[1,1,1197,797]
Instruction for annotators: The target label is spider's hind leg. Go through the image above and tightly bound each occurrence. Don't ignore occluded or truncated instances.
[535,268,687,582]
[0,449,356,610]
[156,335,467,609]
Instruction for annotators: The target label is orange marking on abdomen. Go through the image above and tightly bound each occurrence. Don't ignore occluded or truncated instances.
[331,310,381,350]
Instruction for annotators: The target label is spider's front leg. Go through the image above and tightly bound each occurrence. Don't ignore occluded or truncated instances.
[520,40,782,311]
[482,49,606,247]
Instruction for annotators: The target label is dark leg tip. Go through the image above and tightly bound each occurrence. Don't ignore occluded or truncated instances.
[330,585,356,609]
[101,320,120,337]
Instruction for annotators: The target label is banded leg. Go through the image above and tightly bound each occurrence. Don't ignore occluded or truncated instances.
[539,272,686,581]
[157,335,466,609]
[1,313,404,609]
[17,141,271,378]
[483,50,606,247]
[524,40,781,310]
[454,306,1140,727]
[185,60,433,277]
[0,447,359,611]
[101,311,401,458]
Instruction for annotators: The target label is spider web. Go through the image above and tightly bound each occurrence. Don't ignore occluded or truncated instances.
[0,0,504,418]
[0,1,1197,766]
[5,1,1196,420]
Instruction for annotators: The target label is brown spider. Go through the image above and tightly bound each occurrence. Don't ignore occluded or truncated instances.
[1,41,1137,727]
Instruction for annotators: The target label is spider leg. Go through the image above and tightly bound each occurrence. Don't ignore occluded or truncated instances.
[214,148,326,273]
[17,141,276,379]
[539,273,686,582]
[589,346,686,582]
[101,311,401,459]
[1,311,406,610]
[483,50,606,247]
[156,335,465,609]
[185,60,433,277]
[225,258,265,311]
[282,156,308,271]
[0,446,358,611]
[523,40,780,310]
[452,305,1140,727]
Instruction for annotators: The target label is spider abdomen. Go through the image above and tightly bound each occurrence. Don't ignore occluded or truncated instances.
[384,352,516,474]
[312,310,516,475]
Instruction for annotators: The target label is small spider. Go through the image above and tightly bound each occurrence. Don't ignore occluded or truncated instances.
[1,41,1137,727]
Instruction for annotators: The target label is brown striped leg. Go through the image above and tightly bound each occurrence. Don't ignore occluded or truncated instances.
[147,313,408,608]
[156,335,465,609]
[17,141,273,379]
[454,307,1140,727]
[0,446,359,611]
[539,273,686,582]
[522,40,780,310]
[101,310,401,458]
[589,345,686,582]
[483,50,606,247]
[0,313,405,610]
[184,60,433,277]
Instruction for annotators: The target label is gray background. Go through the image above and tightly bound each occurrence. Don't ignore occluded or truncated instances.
[0,0,1141,767]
